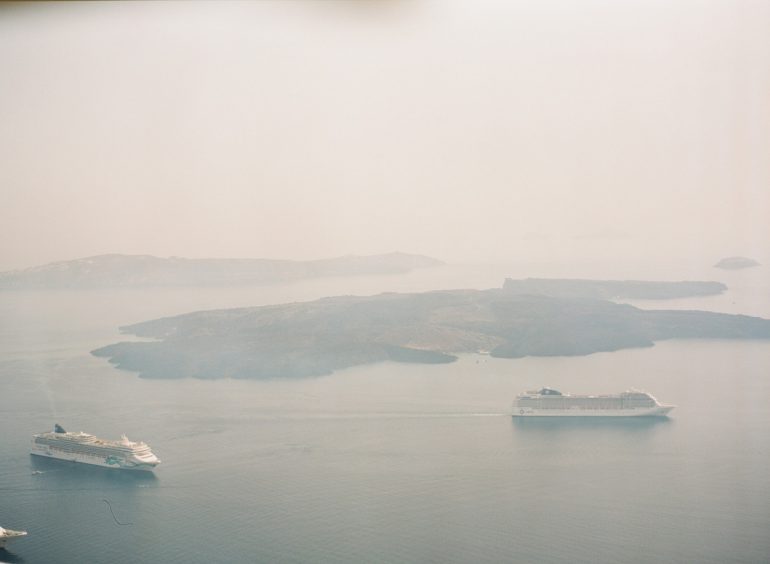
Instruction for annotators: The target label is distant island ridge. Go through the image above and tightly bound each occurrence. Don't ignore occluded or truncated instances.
[92,278,770,380]
[501,278,726,299]
[0,252,444,289]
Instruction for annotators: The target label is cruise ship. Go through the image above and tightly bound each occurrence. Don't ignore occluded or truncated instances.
[512,388,674,417]
[31,424,161,471]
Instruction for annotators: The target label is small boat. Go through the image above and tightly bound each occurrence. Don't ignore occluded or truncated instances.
[0,526,27,549]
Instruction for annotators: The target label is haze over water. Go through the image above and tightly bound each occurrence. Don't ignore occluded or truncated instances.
[1,1,768,271]
[2,262,769,563]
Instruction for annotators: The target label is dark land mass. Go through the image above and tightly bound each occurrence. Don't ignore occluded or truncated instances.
[502,278,726,299]
[714,256,760,270]
[0,252,443,289]
[92,286,770,380]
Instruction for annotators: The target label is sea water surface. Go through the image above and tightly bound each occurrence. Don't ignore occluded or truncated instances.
[1,261,769,563]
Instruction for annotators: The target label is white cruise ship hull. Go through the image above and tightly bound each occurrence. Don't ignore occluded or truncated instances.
[0,529,27,549]
[513,405,674,417]
[30,443,159,471]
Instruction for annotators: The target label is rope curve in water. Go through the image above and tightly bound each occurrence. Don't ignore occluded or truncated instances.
[102,499,133,526]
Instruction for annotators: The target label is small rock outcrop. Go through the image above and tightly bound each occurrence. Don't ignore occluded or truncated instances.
[714,257,760,270]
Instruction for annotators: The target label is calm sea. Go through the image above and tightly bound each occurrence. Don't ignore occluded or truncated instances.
[1,261,769,563]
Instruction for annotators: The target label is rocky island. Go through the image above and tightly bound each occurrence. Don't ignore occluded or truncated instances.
[92,281,770,380]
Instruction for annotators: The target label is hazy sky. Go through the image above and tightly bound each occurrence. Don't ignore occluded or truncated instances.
[1,0,768,271]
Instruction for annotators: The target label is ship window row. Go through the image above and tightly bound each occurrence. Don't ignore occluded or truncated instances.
[539,400,624,407]
[36,442,138,456]
[36,438,148,453]
[41,446,120,456]
[41,436,97,444]
[520,399,654,408]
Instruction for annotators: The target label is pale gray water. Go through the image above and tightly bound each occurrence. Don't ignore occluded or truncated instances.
[1,262,769,563]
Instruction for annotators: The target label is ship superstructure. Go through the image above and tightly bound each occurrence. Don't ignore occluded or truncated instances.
[31,424,160,471]
[513,388,674,417]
